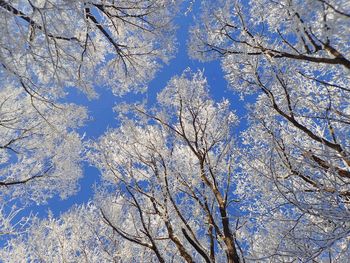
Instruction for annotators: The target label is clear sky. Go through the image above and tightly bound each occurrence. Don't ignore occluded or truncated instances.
[23,1,246,220]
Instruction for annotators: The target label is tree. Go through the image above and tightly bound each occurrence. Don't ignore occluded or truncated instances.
[0,0,179,237]
[0,85,87,239]
[190,0,350,261]
[88,69,243,262]
[1,70,244,262]
[1,202,196,262]
[2,1,350,261]
[1,0,179,97]
[0,204,123,262]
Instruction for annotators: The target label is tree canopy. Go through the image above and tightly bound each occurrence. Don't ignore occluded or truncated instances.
[0,0,349,262]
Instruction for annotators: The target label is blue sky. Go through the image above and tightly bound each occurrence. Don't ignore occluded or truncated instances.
[26,1,247,219]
